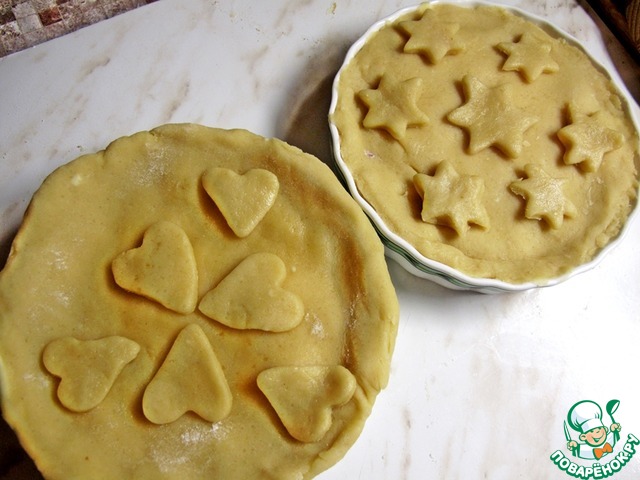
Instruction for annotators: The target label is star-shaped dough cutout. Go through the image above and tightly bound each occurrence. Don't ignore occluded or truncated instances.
[413,161,490,235]
[509,163,578,229]
[496,32,560,82]
[358,74,429,141]
[397,9,464,63]
[557,105,625,172]
[447,75,539,158]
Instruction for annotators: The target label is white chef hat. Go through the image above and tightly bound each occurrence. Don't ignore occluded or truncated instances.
[568,400,604,433]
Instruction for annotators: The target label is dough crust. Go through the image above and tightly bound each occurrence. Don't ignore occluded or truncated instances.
[0,124,398,479]
[332,4,639,284]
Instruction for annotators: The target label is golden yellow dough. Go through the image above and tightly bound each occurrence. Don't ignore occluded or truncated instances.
[331,3,640,284]
[0,124,399,479]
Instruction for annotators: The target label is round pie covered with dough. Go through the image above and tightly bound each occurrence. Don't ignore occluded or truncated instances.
[331,3,640,284]
[0,124,399,479]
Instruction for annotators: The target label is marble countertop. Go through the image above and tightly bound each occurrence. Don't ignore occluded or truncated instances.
[0,0,157,58]
[1,0,640,478]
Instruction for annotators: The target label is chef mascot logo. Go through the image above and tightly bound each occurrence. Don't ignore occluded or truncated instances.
[550,399,639,479]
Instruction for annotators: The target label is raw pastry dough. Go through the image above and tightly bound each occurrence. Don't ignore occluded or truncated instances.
[0,124,398,479]
[331,3,639,284]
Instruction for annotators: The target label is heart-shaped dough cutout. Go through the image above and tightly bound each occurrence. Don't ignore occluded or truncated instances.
[202,167,279,238]
[198,252,304,332]
[43,336,140,412]
[112,221,198,314]
[257,365,357,443]
[142,323,232,425]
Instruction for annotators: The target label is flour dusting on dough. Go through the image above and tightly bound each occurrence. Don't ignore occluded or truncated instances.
[47,249,69,271]
[180,421,230,445]
[22,373,49,389]
[133,147,170,186]
[306,312,326,339]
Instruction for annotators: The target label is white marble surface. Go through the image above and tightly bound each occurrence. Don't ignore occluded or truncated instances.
[1,0,639,478]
